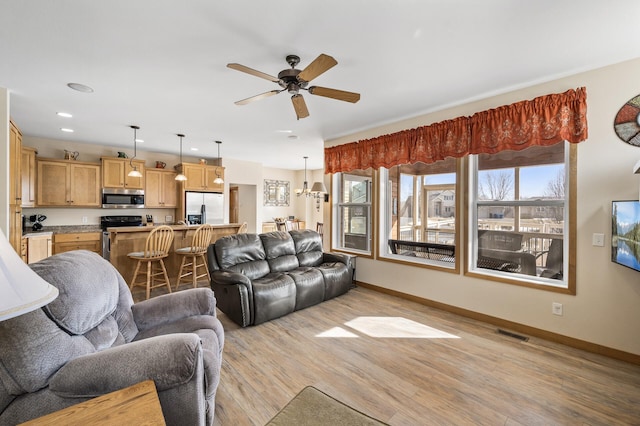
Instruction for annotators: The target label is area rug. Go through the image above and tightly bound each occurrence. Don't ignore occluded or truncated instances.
[266,386,388,426]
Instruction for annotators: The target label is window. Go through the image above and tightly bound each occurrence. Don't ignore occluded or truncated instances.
[380,157,460,270]
[332,170,373,254]
[468,142,575,291]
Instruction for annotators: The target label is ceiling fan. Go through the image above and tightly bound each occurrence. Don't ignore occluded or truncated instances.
[227,53,360,119]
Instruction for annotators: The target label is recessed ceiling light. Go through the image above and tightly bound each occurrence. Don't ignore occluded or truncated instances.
[67,83,94,93]
[135,138,144,143]
[56,112,73,118]
[60,128,74,133]
[190,147,199,151]
[288,134,299,140]
[277,130,293,133]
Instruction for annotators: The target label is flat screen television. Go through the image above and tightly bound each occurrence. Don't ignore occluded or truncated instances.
[611,200,640,272]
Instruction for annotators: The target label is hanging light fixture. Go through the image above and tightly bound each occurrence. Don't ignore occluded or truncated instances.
[213,140,224,185]
[295,156,311,196]
[175,133,187,181]
[127,125,142,178]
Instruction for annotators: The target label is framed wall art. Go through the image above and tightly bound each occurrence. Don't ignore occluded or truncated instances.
[264,179,290,206]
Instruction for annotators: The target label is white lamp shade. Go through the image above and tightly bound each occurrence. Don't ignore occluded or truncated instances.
[310,182,327,193]
[0,229,58,321]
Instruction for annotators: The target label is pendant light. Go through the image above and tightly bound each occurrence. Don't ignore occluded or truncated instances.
[175,133,187,181]
[213,140,224,184]
[127,125,142,178]
[295,156,311,196]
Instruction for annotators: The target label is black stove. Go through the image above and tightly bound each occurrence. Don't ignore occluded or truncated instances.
[100,216,143,260]
[100,215,144,230]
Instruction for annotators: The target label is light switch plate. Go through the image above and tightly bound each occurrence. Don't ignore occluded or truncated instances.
[592,233,605,247]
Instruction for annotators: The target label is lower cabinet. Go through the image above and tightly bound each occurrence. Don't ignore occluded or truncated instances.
[53,232,101,255]
[24,233,53,264]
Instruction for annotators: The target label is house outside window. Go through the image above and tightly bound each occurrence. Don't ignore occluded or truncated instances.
[468,142,575,291]
[332,170,373,254]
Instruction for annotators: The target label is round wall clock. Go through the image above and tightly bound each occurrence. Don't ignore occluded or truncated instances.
[614,94,640,146]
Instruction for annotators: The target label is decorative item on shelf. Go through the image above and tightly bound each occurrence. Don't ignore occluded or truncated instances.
[155,161,166,169]
[199,158,207,165]
[213,140,224,185]
[64,150,79,160]
[127,125,143,178]
[0,229,58,321]
[117,151,128,158]
[175,134,187,181]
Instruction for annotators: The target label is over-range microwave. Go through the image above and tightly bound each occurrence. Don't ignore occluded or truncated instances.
[102,188,145,209]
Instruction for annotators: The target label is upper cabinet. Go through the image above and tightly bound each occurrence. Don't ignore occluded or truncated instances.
[145,168,178,208]
[21,146,37,208]
[102,157,145,189]
[177,163,224,192]
[37,159,101,207]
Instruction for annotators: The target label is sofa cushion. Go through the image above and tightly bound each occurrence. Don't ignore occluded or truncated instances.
[318,262,352,300]
[290,230,324,267]
[30,251,119,336]
[252,273,296,325]
[261,232,299,272]
[216,233,271,279]
[287,267,325,310]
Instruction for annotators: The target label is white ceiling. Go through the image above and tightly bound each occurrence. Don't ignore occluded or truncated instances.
[2,1,640,171]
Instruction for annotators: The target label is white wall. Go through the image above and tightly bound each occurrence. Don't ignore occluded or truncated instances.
[327,58,640,356]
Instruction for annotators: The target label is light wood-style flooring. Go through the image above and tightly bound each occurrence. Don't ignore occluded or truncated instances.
[133,284,640,425]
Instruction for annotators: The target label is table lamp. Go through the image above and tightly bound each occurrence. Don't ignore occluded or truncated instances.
[0,229,58,321]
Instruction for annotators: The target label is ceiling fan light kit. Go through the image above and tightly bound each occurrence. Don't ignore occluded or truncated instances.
[227,53,360,120]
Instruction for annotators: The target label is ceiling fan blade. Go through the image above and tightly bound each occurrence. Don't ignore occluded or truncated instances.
[297,54,337,83]
[234,90,281,105]
[291,94,309,120]
[308,86,360,103]
[227,63,280,83]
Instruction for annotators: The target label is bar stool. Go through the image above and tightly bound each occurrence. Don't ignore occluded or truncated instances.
[175,224,214,290]
[128,225,174,300]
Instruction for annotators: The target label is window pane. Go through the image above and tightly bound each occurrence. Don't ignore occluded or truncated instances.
[383,158,458,267]
[333,171,373,254]
[471,142,568,286]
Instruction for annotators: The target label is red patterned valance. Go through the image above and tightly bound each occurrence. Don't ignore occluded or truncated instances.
[324,87,587,174]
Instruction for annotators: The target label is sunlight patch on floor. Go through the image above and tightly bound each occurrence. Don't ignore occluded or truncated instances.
[344,316,460,339]
[316,327,360,338]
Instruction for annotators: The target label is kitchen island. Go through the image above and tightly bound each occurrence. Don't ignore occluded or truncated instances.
[108,223,242,286]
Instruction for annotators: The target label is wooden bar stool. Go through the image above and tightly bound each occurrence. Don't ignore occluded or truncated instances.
[128,225,174,300]
[175,224,214,290]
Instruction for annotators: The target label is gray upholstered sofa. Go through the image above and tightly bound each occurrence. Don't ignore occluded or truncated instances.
[207,229,355,327]
[0,250,224,426]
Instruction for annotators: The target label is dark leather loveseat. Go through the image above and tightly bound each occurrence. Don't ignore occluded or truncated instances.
[207,229,354,327]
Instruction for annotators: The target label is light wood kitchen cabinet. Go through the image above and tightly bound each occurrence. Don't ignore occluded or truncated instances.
[177,163,224,192]
[53,232,101,255]
[24,233,53,264]
[9,120,22,252]
[102,157,145,189]
[37,159,101,207]
[145,169,178,208]
[21,146,37,207]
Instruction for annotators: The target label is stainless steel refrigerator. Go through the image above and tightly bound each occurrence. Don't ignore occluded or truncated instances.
[185,192,224,225]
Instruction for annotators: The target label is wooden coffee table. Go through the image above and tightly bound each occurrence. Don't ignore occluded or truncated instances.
[20,380,165,425]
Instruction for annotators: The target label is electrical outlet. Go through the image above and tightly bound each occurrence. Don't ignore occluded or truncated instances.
[552,302,563,316]
[82,216,88,224]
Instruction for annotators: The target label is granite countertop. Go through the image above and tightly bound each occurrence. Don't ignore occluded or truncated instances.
[38,225,104,234]
[22,231,53,238]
